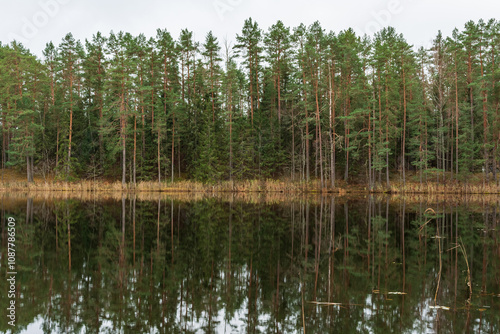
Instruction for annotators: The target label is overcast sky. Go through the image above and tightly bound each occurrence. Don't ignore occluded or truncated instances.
[1,0,498,58]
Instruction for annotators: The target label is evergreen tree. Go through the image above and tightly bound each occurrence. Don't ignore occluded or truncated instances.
[57,33,84,180]
[0,19,498,187]
[156,29,178,183]
[83,32,107,175]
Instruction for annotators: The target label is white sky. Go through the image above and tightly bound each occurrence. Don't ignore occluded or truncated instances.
[0,0,498,58]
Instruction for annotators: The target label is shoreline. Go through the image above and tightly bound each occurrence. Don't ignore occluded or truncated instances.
[1,178,499,195]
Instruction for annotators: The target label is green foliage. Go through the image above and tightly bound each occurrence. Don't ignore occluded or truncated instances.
[0,19,499,184]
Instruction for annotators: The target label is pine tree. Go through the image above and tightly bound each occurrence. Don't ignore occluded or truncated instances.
[292,23,311,181]
[83,32,107,174]
[0,43,44,182]
[105,31,134,185]
[177,29,198,181]
[129,33,148,185]
[156,29,177,183]
[57,33,83,180]
[235,18,262,127]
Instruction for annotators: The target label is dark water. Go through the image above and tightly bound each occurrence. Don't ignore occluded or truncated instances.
[1,194,499,333]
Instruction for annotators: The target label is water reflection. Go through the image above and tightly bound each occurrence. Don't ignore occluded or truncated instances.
[0,194,499,333]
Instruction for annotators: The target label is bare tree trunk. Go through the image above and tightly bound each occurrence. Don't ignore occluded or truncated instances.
[455,57,459,178]
[229,100,233,183]
[402,57,407,189]
[468,50,474,143]
[30,155,34,182]
[292,102,295,181]
[329,63,336,189]
[315,75,324,188]
[249,54,254,125]
[26,155,32,183]
[98,54,104,169]
[158,129,161,185]
[121,94,126,186]
[134,113,137,186]
[479,42,489,184]
[302,68,310,182]
[344,89,350,182]
[67,66,73,181]
[385,71,390,188]
[171,111,175,183]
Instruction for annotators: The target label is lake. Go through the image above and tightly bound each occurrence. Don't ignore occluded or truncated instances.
[1,193,499,333]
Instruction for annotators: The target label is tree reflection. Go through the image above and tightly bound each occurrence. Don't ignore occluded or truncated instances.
[0,195,499,333]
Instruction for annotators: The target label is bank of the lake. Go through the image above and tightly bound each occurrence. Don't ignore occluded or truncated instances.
[1,167,499,194]
[0,177,499,195]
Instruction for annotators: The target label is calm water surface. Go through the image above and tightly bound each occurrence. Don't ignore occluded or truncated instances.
[1,194,499,333]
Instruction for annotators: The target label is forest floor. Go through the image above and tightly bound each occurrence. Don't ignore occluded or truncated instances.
[0,168,498,194]
[0,168,48,183]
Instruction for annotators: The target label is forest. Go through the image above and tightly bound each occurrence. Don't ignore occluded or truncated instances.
[0,18,499,190]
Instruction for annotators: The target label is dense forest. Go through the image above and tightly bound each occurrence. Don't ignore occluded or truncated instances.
[0,18,499,188]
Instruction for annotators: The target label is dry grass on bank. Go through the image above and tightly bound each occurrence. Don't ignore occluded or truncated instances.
[373,180,500,194]
[0,169,345,194]
[0,168,498,195]
[0,179,348,195]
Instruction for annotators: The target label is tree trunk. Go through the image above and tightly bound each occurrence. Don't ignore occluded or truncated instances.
[385,70,390,188]
[67,64,73,181]
[315,73,324,189]
[26,155,32,183]
[468,50,474,143]
[329,63,336,189]
[158,128,161,185]
[121,91,126,187]
[302,67,310,182]
[479,42,488,184]
[455,56,459,178]
[171,110,175,183]
[133,113,137,186]
[98,53,104,169]
[402,57,407,188]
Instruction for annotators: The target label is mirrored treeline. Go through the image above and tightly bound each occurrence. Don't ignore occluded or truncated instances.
[0,195,499,333]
